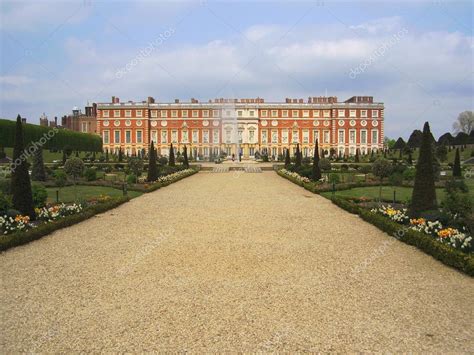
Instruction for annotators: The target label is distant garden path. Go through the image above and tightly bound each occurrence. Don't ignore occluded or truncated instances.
[1,171,473,352]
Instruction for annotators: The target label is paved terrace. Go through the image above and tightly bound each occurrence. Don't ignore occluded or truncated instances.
[1,171,473,352]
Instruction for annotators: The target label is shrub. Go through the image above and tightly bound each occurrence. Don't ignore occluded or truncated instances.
[403,168,416,181]
[32,184,48,208]
[31,147,46,181]
[0,192,12,214]
[319,158,331,172]
[389,172,404,186]
[54,170,67,187]
[84,168,97,181]
[169,143,176,166]
[127,174,137,184]
[158,156,168,165]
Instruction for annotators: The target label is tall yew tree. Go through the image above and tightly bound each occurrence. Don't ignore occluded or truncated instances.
[183,145,189,169]
[11,115,36,219]
[31,147,46,181]
[452,147,461,177]
[147,141,158,182]
[169,143,175,166]
[295,144,302,168]
[410,122,437,216]
[311,139,322,181]
[284,148,291,167]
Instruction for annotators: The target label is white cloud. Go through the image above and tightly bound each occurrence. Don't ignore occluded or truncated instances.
[1,13,472,138]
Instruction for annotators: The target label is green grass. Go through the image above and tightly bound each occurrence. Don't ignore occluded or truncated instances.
[46,185,142,203]
[321,186,447,203]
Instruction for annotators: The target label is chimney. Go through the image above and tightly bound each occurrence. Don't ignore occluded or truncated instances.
[54,116,58,126]
[174,99,180,103]
[112,96,115,103]
[308,97,312,103]
[299,99,303,104]
[21,118,27,124]
[285,98,291,103]
[292,99,297,103]
[115,97,120,103]
[147,96,155,104]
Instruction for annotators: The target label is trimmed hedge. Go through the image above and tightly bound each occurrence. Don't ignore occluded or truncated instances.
[332,197,474,276]
[0,119,102,152]
[0,197,129,252]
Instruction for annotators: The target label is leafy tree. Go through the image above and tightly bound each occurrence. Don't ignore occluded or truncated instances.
[407,129,423,148]
[410,122,437,216]
[31,147,46,181]
[311,139,321,181]
[453,132,471,146]
[183,145,189,169]
[128,157,144,183]
[10,115,36,219]
[453,111,473,134]
[295,144,302,168]
[393,137,406,150]
[438,132,454,146]
[453,147,462,177]
[372,158,393,201]
[284,148,291,167]
[169,143,175,166]
[84,168,97,181]
[384,137,396,150]
[147,141,158,182]
[64,157,84,201]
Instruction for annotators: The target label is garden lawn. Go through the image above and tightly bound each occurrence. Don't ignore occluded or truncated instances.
[321,186,448,203]
[46,185,142,203]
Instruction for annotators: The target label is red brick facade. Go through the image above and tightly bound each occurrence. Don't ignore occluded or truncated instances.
[97,96,384,158]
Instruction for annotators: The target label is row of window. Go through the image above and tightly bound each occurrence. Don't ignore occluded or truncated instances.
[103,128,379,145]
[101,109,380,119]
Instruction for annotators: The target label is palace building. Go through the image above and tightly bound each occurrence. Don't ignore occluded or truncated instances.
[96,95,384,159]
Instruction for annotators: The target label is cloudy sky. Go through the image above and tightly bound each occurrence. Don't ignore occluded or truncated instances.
[0,0,472,139]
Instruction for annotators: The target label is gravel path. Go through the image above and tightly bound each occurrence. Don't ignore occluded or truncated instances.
[1,171,473,352]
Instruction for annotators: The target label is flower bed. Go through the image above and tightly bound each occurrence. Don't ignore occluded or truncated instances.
[371,205,472,251]
[0,197,130,252]
[155,169,195,185]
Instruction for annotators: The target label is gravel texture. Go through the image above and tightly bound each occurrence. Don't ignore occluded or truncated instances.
[1,171,473,352]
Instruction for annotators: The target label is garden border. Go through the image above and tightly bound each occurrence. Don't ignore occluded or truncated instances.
[276,169,474,276]
[1,169,199,252]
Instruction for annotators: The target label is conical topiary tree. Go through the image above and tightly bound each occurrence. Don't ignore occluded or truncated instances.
[284,148,291,167]
[147,141,158,182]
[169,143,175,166]
[452,147,461,177]
[118,148,123,162]
[355,148,360,163]
[410,122,437,216]
[11,115,36,219]
[31,147,46,181]
[183,145,189,168]
[295,144,302,168]
[311,139,322,181]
